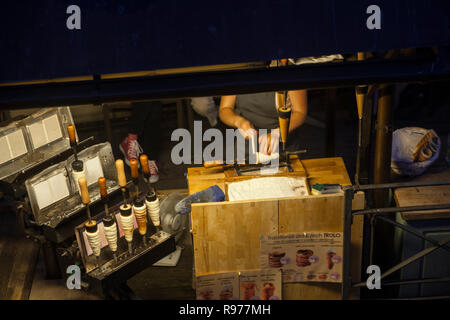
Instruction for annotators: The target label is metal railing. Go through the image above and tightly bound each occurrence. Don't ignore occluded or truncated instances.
[341,180,450,300]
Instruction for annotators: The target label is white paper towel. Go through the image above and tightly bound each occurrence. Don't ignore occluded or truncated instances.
[228,177,308,201]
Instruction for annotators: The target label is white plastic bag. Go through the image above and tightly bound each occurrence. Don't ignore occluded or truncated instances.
[391,127,440,176]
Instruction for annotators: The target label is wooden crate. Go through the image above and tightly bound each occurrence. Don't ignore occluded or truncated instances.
[188,157,365,300]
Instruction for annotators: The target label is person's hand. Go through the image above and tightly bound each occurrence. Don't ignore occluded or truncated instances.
[259,128,280,155]
[236,118,256,139]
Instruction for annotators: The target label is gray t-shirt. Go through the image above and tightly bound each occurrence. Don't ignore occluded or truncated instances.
[235,92,279,129]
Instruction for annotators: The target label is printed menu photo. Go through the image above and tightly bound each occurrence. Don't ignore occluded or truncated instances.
[260,232,343,283]
[239,269,282,300]
[196,272,239,300]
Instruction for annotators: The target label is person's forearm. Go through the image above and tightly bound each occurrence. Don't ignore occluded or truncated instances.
[288,110,307,132]
[219,108,247,128]
[286,89,308,132]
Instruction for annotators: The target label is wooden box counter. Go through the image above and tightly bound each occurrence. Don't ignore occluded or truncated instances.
[188,157,364,300]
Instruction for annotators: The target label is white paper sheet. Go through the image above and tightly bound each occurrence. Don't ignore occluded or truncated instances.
[228,177,309,201]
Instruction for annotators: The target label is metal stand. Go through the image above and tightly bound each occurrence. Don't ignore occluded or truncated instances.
[234,150,307,176]
[342,180,450,300]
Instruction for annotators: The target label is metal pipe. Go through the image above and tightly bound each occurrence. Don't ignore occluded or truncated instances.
[376,215,450,253]
[382,277,450,287]
[388,295,450,301]
[355,116,362,185]
[379,236,450,280]
[352,276,450,288]
[353,180,450,191]
[369,215,376,266]
[353,203,450,216]
[373,84,394,207]
[354,52,367,185]
[371,84,396,277]
[359,86,374,186]
[341,186,354,300]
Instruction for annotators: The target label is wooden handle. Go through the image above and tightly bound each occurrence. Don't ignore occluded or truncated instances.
[78,177,90,205]
[130,159,139,179]
[355,52,366,119]
[276,92,285,109]
[356,93,365,119]
[139,154,150,176]
[67,124,76,144]
[115,159,127,187]
[278,106,291,144]
[98,177,107,198]
[203,160,225,168]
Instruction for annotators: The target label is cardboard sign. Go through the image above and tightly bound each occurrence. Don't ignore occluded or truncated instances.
[260,232,343,283]
[239,269,282,300]
[196,269,282,300]
[196,272,239,301]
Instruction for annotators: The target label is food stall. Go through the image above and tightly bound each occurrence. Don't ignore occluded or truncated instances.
[1,1,450,301]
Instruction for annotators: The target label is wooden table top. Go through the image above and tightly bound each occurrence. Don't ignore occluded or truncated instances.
[394,169,450,221]
[187,157,352,195]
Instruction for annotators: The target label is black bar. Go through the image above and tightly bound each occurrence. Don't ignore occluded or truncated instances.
[353,276,450,288]
[353,180,450,191]
[2,57,450,109]
[341,186,354,300]
[387,295,450,300]
[376,215,450,253]
[379,236,450,280]
[353,203,450,216]
[359,86,374,186]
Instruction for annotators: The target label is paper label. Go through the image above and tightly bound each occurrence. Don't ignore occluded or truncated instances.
[239,269,282,300]
[260,232,343,283]
[196,272,239,300]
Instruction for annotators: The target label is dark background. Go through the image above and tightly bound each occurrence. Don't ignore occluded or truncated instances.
[2,0,449,83]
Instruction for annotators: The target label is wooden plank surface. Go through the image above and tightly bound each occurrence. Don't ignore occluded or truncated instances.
[278,194,344,300]
[279,194,345,234]
[5,240,40,299]
[187,166,226,194]
[279,192,364,300]
[394,169,450,220]
[29,249,102,300]
[191,200,279,275]
[0,212,40,300]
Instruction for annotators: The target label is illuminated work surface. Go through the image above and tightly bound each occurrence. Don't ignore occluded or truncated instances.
[187,157,352,195]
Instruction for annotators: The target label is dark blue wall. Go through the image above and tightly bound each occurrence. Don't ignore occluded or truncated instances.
[1,0,449,83]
